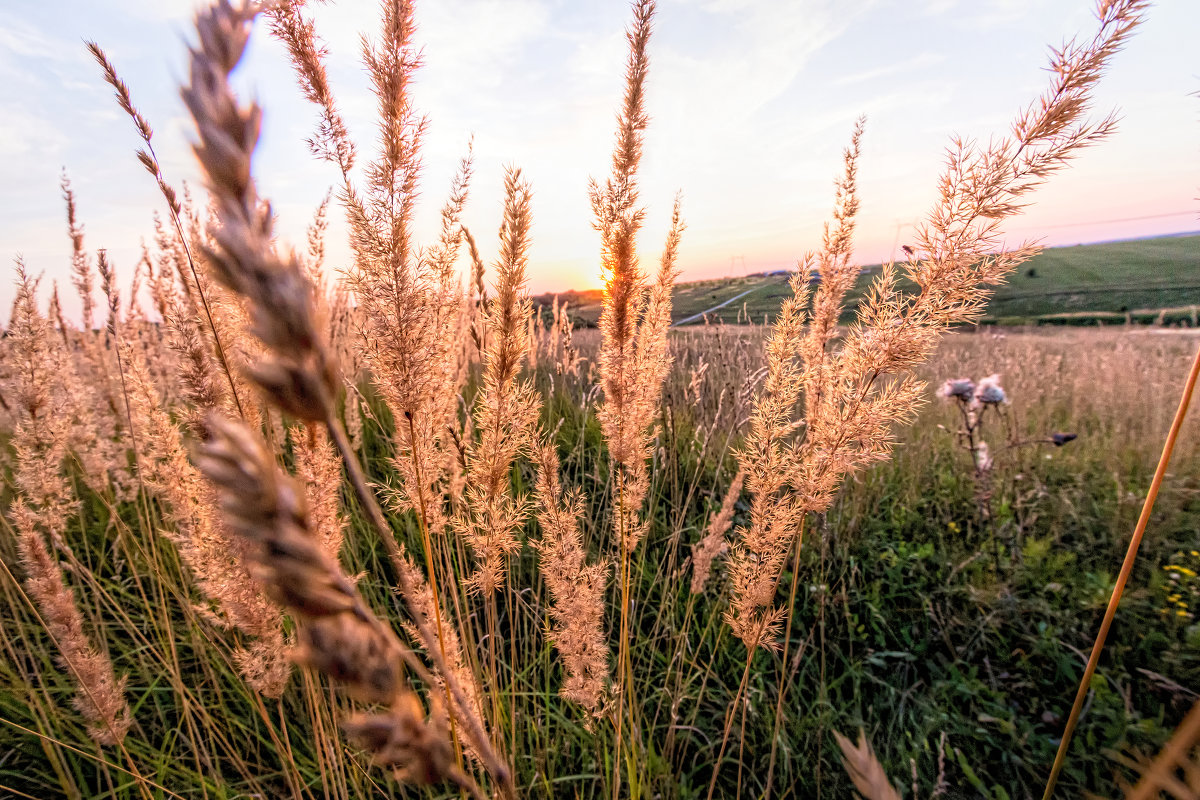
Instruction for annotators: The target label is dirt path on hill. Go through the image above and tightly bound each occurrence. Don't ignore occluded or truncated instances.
[671,286,761,327]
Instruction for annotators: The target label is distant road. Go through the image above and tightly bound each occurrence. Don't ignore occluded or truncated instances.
[672,286,761,327]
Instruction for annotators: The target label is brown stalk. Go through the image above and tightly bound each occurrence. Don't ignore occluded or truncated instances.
[1126,698,1200,799]
[86,40,247,422]
[1042,342,1200,798]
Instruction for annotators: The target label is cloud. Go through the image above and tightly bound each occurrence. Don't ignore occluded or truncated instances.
[833,52,946,88]
[1,0,1198,314]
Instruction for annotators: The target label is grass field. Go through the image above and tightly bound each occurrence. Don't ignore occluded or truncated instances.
[6,326,1199,798]
[6,1,1197,797]
[538,233,1200,328]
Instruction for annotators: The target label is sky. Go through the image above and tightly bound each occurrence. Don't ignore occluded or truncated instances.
[0,0,1197,323]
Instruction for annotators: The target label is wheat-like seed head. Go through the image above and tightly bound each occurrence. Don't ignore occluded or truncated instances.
[195,412,479,790]
[833,730,902,800]
[182,0,338,424]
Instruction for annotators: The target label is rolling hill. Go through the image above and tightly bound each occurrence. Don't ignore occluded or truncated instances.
[533,233,1200,327]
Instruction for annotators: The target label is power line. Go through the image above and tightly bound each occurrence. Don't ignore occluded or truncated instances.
[1016,210,1197,230]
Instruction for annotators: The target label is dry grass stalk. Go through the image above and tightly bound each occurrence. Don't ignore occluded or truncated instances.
[164,305,230,439]
[589,3,681,783]
[57,183,133,498]
[288,193,348,564]
[392,555,486,739]
[7,263,79,537]
[284,0,474,550]
[440,167,536,745]
[724,264,813,650]
[341,0,457,419]
[690,469,744,594]
[269,0,496,755]
[592,0,684,554]
[729,0,1146,654]
[88,38,249,423]
[454,168,540,594]
[265,1,356,174]
[533,443,611,715]
[150,214,194,318]
[195,415,479,796]
[270,0,471,462]
[4,265,132,744]
[463,223,489,354]
[86,41,179,216]
[63,174,97,334]
[11,502,133,746]
[180,5,509,790]
[293,424,347,561]
[833,730,902,800]
[269,0,474,518]
[556,299,580,379]
[122,340,289,695]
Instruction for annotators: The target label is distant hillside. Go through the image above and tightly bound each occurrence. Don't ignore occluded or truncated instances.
[533,234,1200,327]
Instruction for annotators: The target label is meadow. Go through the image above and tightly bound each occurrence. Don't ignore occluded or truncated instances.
[2,0,1198,798]
[4,324,1199,799]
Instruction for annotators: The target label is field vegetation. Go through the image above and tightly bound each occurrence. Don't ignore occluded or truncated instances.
[2,0,1198,799]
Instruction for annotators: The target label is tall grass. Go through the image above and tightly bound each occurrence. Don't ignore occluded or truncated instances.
[2,0,1194,798]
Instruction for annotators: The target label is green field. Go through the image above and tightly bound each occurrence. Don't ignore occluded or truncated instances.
[538,233,1200,327]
